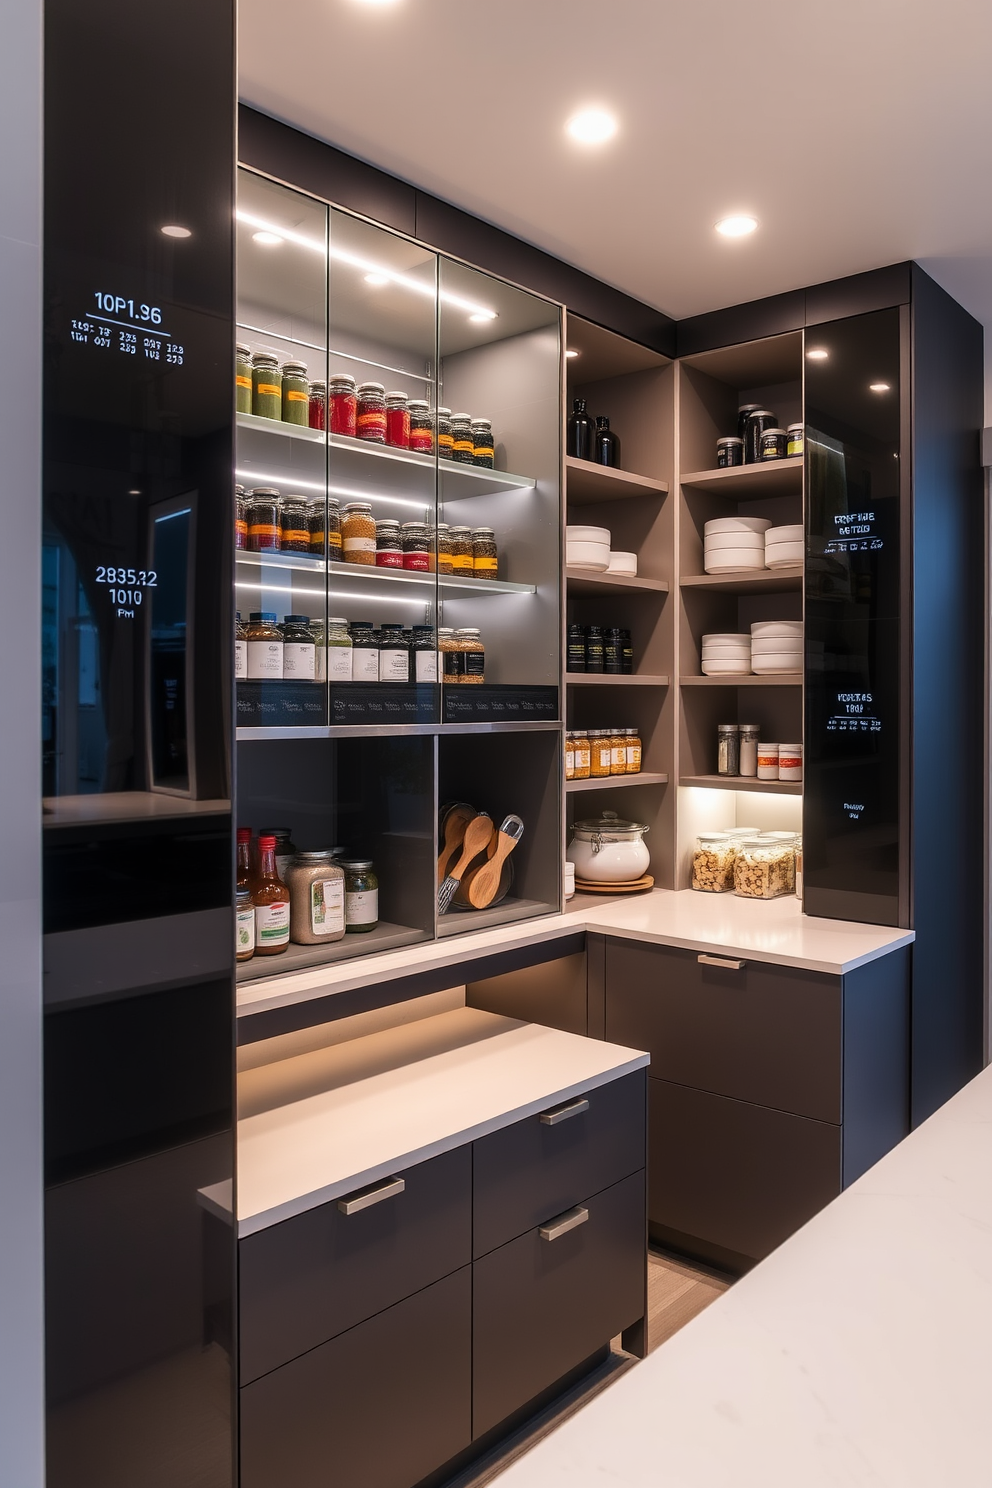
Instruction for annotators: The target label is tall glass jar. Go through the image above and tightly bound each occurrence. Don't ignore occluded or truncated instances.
[286,852,346,945]
[472,527,498,579]
[439,627,462,683]
[456,628,485,683]
[279,494,310,553]
[234,612,247,680]
[448,526,474,576]
[235,485,248,550]
[408,400,434,454]
[572,730,591,779]
[324,617,352,682]
[326,499,341,562]
[247,489,281,552]
[308,380,326,431]
[625,728,643,774]
[281,616,316,682]
[471,417,494,468]
[307,497,325,557]
[436,407,453,460]
[251,351,281,420]
[236,344,252,414]
[411,625,437,683]
[246,613,283,679]
[385,391,410,449]
[341,859,379,934]
[349,622,379,681]
[436,524,453,575]
[375,519,403,569]
[450,414,474,463]
[378,625,410,683]
[401,521,431,571]
[356,382,386,443]
[342,501,376,565]
[281,360,309,425]
[329,373,357,436]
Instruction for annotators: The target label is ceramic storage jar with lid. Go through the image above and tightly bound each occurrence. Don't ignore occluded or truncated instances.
[566,811,650,884]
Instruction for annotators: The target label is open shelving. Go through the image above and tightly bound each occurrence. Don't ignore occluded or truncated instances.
[566,772,668,793]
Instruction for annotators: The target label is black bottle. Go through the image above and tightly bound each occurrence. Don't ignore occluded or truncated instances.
[585,625,605,673]
[604,627,623,674]
[567,623,587,673]
[594,416,621,468]
[566,398,595,461]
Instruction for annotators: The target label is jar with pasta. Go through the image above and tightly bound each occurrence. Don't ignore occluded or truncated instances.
[342,501,376,565]
[733,836,796,898]
[691,833,737,893]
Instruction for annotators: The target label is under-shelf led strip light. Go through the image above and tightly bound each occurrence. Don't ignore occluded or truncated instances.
[234,468,432,513]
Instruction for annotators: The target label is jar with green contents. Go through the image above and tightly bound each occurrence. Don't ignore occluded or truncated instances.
[236,889,255,961]
[340,858,379,933]
[281,360,309,425]
[236,344,252,414]
[251,351,282,420]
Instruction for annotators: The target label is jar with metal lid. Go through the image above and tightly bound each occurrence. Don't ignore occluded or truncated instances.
[604,628,623,675]
[401,521,431,572]
[744,409,777,464]
[329,373,357,436]
[455,628,484,683]
[286,852,346,944]
[251,351,282,420]
[585,625,605,673]
[625,728,643,774]
[236,888,255,960]
[235,612,247,680]
[279,494,310,553]
[448,526,474,576]
[342,501,376,565]
[326,499,342,562]
[734,836,795,898]
[385,391,410,449]
[280,616,316,681]
[760,427,788,461]
[311,619,326,683]
[378,625,410,683]
[349,621,379,682]
[356,382,386,443]
[572,730,591,779]
[590,730,612,778]
[436,407,453,460]
[375,518,403,569]
[471,417,494,468]
[717,722,740,776]
[325,617,352,682]
[308,380,326,431]
[246,612,283,679]
[411,625,437,683]
[340,858,379,933]
[691,833,737,893]
[566,811,650,884]
[235,485,248,550]
[408,400,433,454]
[567,624,586,673]
[247,489,281,552]
[281,360,309,425]
[236,345,252,414]
[435,524,453,575]
[739,722,760,777]
[450,414,474,464]
[307,497,325,557]
[472,527,498,580]
[610,730,627,775]
[564,733,576,781]
[439,627,462,683]
[787,423,804,458]
[716,435,743,468]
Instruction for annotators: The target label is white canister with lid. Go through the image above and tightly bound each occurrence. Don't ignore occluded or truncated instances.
[778,743,803,781]
[756,743,780,780]
[566,811,650,883]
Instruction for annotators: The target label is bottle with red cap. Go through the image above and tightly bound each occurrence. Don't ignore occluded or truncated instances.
[252,834,290,955]
[236,827,254,893]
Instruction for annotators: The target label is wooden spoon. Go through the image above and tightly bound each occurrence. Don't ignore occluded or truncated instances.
[466,815,525,909]
[437,802,475,885]
[438,814,494,913]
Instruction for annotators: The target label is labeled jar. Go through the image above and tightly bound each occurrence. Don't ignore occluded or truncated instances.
[604,628,623,675]
[279,494,310,553]
[375,518,403,569]
[717,723,740,776]
[778,743,803,782]
[325,617,353,682]
[734,837,795,898]
[341,858,379,933]
[472,527,498,579]
[253,835,290,953]
[235,485,248,550]
[448,526,474,576]
[401,521,431,572]
[739,723,760,777]
[326,499,341,562]
[716,436,744,468]
[567,623,586,673]
[435,524,453,575]
[610,730,627,775]
[356,382,387,443]
[625,728,643,774]
[450,414,474,464]
[236,345,252,414]
[408,400,434,455]
[329,373,357,436]
[312,619,326,683]
[308,380,326,431]
[412,625,438,683]
[757,742,780,781]
[378,625,410,683]
[787,423,804,458]
[565,733,576,781]
[760,427,788,461]
[471,417,494,468]
[572,730,591,779]
[286,852,346,945]
[436,407,453,460]
[247,488,281,552]
[235,612,247,680]
[455,628,484,683]
[349,621,379,681]
[342,501,376,564]
[281,615,316,682]
[385,391,410,449]
[585,626,605,674]
[692,833,737,893]
[246,612,283,679]
[236,889,255,960]
[251,351,282,420]
[307,497,326,557]
[281,360,309,425]
[439,627,463,683]
[590,730,612,778]
[621,629,634,674]
[744,409,777,464]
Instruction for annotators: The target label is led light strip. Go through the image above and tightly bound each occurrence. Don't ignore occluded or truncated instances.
[234,469,432,513]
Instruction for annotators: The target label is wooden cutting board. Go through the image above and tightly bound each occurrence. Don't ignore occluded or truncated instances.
[573,873,655,894]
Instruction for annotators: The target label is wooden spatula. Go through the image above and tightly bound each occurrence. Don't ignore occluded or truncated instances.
[437,802,476,885]
[437,814,494,913]
[465,815,525,909]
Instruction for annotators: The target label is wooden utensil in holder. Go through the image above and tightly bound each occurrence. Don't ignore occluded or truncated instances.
[461,815,525,909]
[438,814,494,913]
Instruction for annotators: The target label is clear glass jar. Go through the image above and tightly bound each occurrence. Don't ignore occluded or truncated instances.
[236,888,255,961]
[235,484,247,550]
[236,344,252,414]
[572,730,591,779]
[340,858,379,933]
[251,351,281,420]
[610,730,627,775]
[246,612,283,679]
[307,497,325,557]
[625,728,643,774]
[378,625,410,683]
[717,723,741,776]
[450,414,474,464]
[342,501,376,565]
[401,521,431,572]
[385,391,410,449]
[286,852,346,945]
[375,518,403,569]
[691,833,738,893]
[234,611,247,681]
[739,723,760,777]
[439,627,463,683]
[326,499,341,563]
[247,488,281,552]
[281,359,309,425]
[349,621,379,681]
[409,400,434,454]
[308,380,326,431]
[590,730,612,778]
[472,527,498,580]
[326,617,353,682]
[279,494,310,554]
[436,407,453,460]
[312,618,326,683]
[471,417,494,468]
[448,526,474,575]
[734,837,796,898]
[455,628,484,684]
[411,625,437,683]
[435,523,453,575]
[280,615,316,682]
[356,381,387,443]
[565,732,575,781]
[329,373,357,436]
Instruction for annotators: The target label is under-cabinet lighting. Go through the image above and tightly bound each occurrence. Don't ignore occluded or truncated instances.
[565,108,618,145]
[806,348,829,360]
[565,349,579,358]
[161,224,191,238]
[715,215,757,238]
[869,382,891,393]
[234,468,432,512]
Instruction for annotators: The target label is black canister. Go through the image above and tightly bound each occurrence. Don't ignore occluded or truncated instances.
[567,623,587,673]
[716,436,744,468]
[760,427,788,461]
[621,629,634,674]
[585,625,605,673]
[604,627,623,674]
[566,398,595,461]
[737,403,762,442]
[744,409,777,464]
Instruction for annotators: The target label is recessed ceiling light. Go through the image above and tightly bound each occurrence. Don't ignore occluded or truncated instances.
[128,489,141,495]
[806,348,829,361]
[161,224,191,238]
[364,272,390,286]
[468,311,498,324]
[869,382,891,393]
[565,107,618,145]
[715,215,757,238]
[565,349,579,358]
[253,230,283,246]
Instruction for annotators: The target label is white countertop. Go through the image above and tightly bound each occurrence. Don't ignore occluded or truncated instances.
[493,1060,992,1488]
[235,1006,647,1236]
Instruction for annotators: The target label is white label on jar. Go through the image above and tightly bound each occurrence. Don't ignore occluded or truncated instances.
[247,640,283,679]
[415,649,438,683]
[235,639,247,680]
[352,649,379,681]
[379,649,409,682]
[236,905,254,952]
[611,745,625,770]
[328,644,353,682]
[565,745,575,776]
[315,644,327,683]
[343,535,376,555]
[255,900,289,947]
[311,877,345,935]
[346,888,378,926]
[283,642,315,680]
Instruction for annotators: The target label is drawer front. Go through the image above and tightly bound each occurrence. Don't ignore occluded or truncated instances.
[241,1267,472,1488]
[473,1170,645,1438]
[606,939,842,1122]
[473,1070,646,1257]
[240,1144,471,1383]
[648,1077,841,1269]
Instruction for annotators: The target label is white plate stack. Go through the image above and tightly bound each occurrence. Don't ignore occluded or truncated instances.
[765,524,803,568]
[750,620,803,674]
[704,517,772,573]
[701,633,752,676]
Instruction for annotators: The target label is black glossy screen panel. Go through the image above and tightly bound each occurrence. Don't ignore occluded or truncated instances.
[803,309,902,925]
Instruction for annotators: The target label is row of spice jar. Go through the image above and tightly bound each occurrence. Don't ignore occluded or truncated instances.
[715,404,804,467]
[236,829,379,958]
[567,623,635,675]
[236,346,497,465]
[691,829,802,898]
[716,725,803,781]
[565,729,643,779]
[236,612,487,684]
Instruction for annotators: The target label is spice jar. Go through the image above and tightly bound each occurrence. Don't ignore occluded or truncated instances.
[247,488,281,552]
[448,526,474,576]
[439,628,462,683]
[734,837,795,899]
[590,730,612,778]
[281,360,309,425]
[787,423,804,458]
[356,382,387,443]
[436,407,453,460]
[450,414,474,464]
[286,852,346,945]
[329,373,357,436]
[279,494,310,553]
[235,485,248,550]
[471,417,494,468]
[236,345,252,415]
[435,524,453,575]
[252,835,290,954]
[757,743,780,781]
[341,859,379,933]
[744,409,777,463]
[411,625,438,683]
[572,729,591,779]
[385,391,410,449]
[778,743,803,782]
[610,730,627,775]
[692,833,737,893]
[585,626,605,673]
[567,624,586,673]
[472,527,498,580]
[246,612,283,679]
[324,617,352,682]
[251,351,282,421]
[307,498,325,557]
[379,625,410,683]
[408,400,434,454]
[717,723,741,776]
[281,615,316,682]
[625,728,643,774]
[604,628,623,675]
[236,888,255,961]
[326,499,341,562]
[342,501,376,565]
[375,518,403,569]
[716,436,744,468]
[424,527,437,572]
[760,427,788,461]
[398,521,430,572]
[455,628,484,683]
[565,733,576,781]
[308,380,326,431]
[349,622,379,681]
[739,723,760,777]
[235,612,247,681]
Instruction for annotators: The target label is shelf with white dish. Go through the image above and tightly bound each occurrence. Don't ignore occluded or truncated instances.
[234,551,536,597]
[680,674,801,687]
[680,566,803,593]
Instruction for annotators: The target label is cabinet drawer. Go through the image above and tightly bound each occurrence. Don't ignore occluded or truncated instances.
[473,1170,645,1438]
[239,1144,471,1383]
[648,1077,841,1270]
[473,1070,646,1257]
[606,939,842,1122]
[241,1267,472,1488]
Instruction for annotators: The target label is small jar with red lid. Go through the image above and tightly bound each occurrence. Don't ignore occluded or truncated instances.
[356,382,386,443]
[375,519,403,569]
[385,391,410,449]
[308,380,326,431]
[409,400,434,455]
[328,374,357,437]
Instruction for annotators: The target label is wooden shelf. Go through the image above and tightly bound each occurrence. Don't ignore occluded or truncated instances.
[680,566,803,594]
[680,674,801,687]
[566,772,668,793]
[679,774,803,796]
[680,458,803,497]
[567,673,670,687]
[565,456,669,505]
[566,568,669,596]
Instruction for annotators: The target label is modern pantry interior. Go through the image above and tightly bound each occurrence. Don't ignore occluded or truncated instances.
[5,1,992,1486]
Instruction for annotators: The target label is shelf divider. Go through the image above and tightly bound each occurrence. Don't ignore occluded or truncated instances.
[565,456,669,504]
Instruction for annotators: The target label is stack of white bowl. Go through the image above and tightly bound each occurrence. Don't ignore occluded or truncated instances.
[703,517,772,573]
[750,620,803,674]
[765,524,803,569]
[701,633,752,676]
[566,524,610,571]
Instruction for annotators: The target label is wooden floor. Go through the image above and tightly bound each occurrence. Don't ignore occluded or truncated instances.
[444,1247,733,1488]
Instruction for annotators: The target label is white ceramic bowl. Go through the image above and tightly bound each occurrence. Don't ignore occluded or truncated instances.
[566,540,610,571]
[765,541,804,568]
[566,524,610,545]
[702,633,752,645]
[702,649,752,662]
[750,620,803,638]
[751,632,801,648]
[705,516,773,536]
[704,551,767,573]
[704,529,765,551]
[701,658,752,676]
[766,524,803,544]
[751,654,803,673]
[605,550,637,576]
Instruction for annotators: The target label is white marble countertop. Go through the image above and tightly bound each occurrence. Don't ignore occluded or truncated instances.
[235,1006,647,1236]
[492,1060,992,1488]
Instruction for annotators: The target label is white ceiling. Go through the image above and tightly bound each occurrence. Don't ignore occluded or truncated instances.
[239,0,992,404]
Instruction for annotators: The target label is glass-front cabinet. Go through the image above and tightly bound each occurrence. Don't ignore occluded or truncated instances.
[234,169,562,977]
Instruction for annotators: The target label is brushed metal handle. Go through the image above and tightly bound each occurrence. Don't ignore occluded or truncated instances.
[698,954,745,971]
[540,1096,590,1126]
[337,1176,405,1216]
[540,1205,589,1242]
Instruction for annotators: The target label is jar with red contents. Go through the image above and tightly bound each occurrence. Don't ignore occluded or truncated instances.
[401,521,431,572]
[385,392,410,449]
[408,400,434,455]
[375,519,403,569]
[328,374,357,437]
[356,382,386,443]
[235,485,248,550]
[308,380,326,431]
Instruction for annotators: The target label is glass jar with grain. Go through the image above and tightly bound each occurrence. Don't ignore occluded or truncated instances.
[281,360,309,425]
[472,527,498,580]
[342,501,376,565]
[286,852,346,945]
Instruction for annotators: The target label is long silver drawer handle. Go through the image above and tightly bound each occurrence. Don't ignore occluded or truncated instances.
[698,954,745,971]
[540,1205,589,1242]
[337,1176,406,1216]
[540,1096,590,1126]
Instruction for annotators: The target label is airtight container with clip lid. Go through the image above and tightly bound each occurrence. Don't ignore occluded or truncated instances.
[566,810,650,883]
